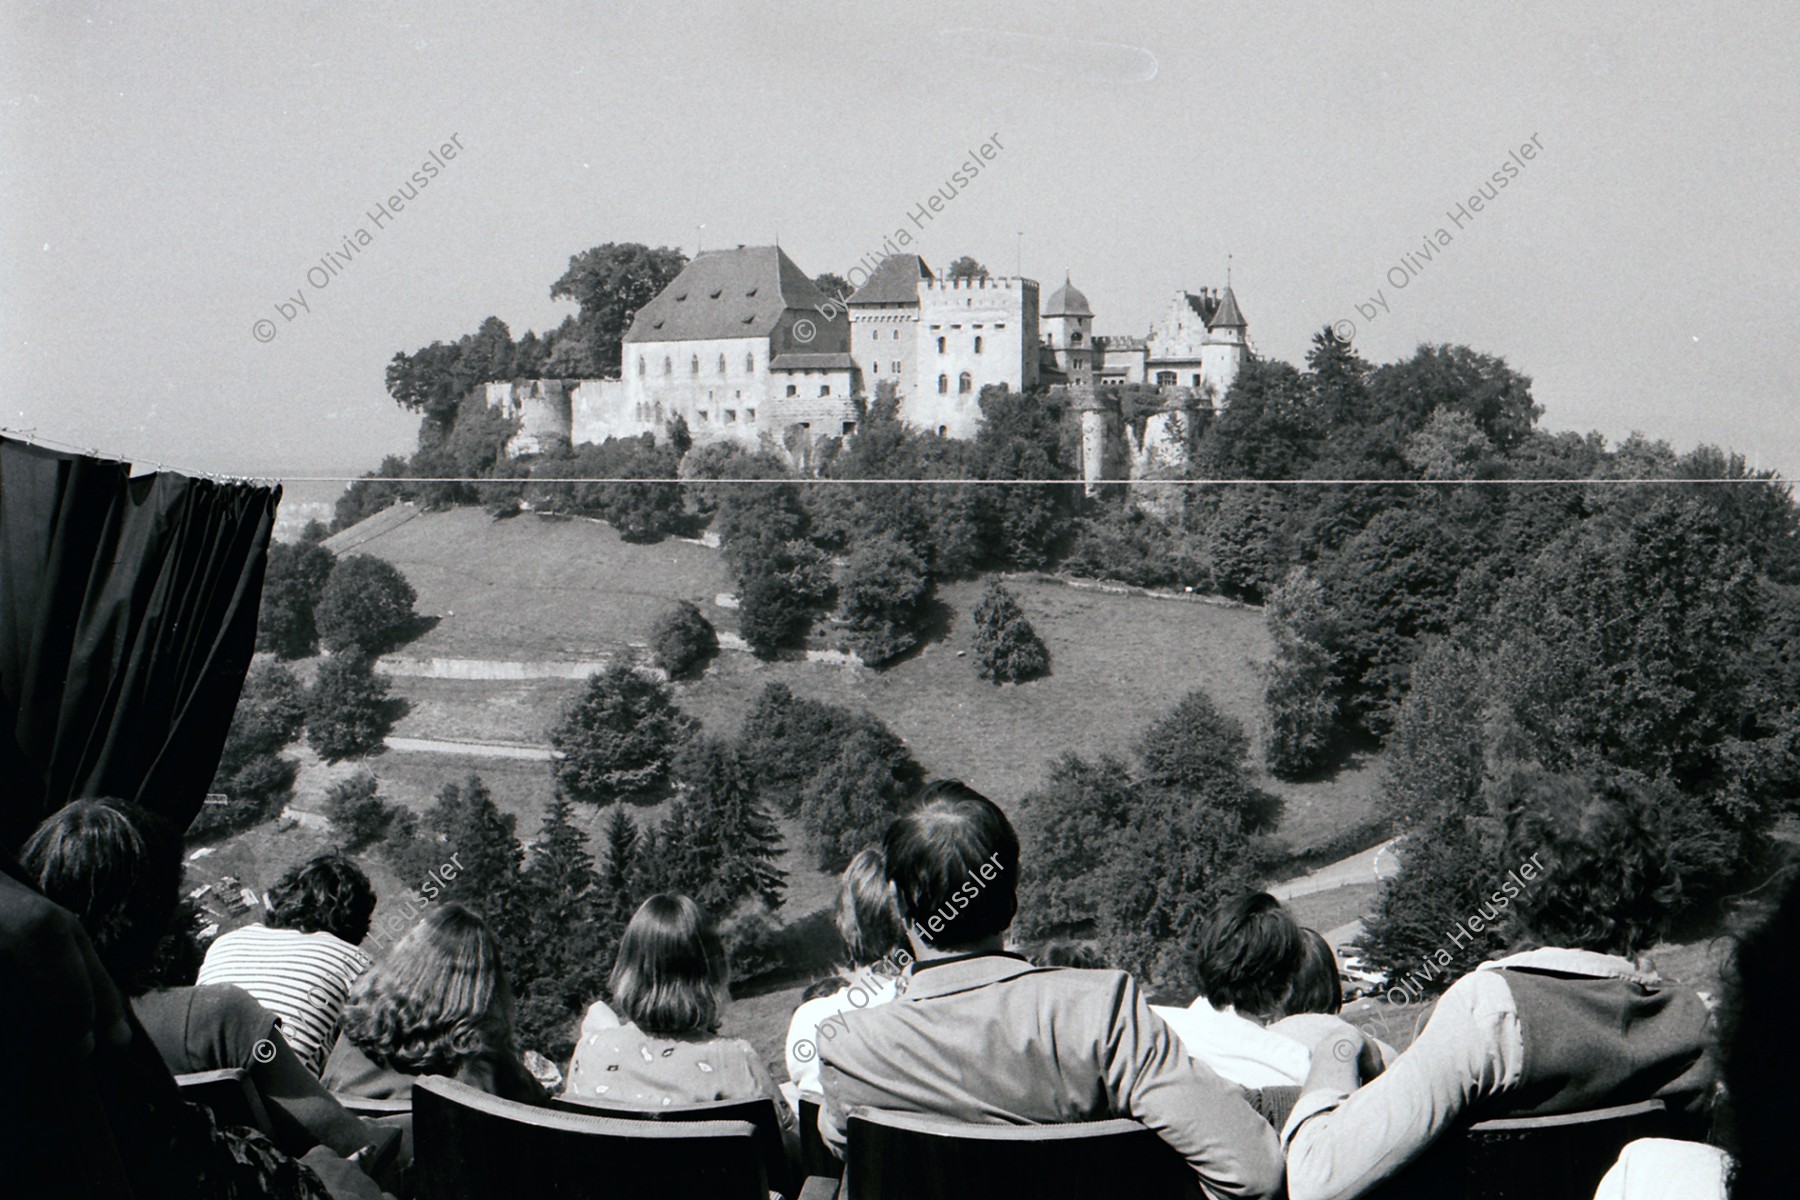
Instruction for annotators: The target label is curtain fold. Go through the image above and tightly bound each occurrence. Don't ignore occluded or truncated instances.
[0,436,280,851]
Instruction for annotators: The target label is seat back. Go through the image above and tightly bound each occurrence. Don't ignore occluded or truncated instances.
[799,1096,842,1180]
[844,1109,1204,1200]
[175,1068,274,1136]
[332,1091,412,1118]
[413,1075,768,1200]
[549,1093,795,1196]
[1363,1099,1671,1200]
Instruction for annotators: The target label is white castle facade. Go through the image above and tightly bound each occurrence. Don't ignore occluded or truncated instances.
[486,244,1251,486]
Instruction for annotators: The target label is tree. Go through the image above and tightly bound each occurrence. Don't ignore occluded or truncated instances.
[1014,752,1137,940]
[1379,637,1489,831]
[315,555,419,656]
[649,600,717,678]
[549,665,697,803]
[1358,813,1505,995]
[597,803,643,925]
[735,683,921,817]
[736,542,833,658]
[512,793,614,1062]
[193,661,306,841]
[549,243,689,376]
[838,534,933,666]
[323,771,405,852]
[973,387,1074,569]
[305,652,393,762]
[798,729,915,873]
[418,774,526,941]
[1262,568,1344,778]
[257,538,337,659]
[332,456,411,532]
[665,738,786,910]
[1136,689,1281,834]
[970,580,1049,683]
[812,272,852,301]
[946,256,990,281]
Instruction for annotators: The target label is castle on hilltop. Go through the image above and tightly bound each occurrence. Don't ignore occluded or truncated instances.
[486,245,1251,488]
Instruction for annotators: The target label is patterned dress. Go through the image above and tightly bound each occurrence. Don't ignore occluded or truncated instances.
[563,1018,795,1131]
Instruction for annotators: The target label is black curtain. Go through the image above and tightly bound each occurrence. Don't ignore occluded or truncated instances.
[0,436,280,852]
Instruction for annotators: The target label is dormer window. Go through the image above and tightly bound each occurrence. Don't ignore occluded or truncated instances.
[746,287,758,297]
[674,292,688,302]
[710,289,722,298]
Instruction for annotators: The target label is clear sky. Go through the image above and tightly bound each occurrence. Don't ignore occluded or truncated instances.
[4,0,1797,478]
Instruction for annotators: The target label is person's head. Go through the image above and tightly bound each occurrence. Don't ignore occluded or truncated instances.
[610,893,729,1036]
[836,848,907,970]
[1720,864,1799,1200]
[1505,791,1679,958]
[266,852,376,944]
[1191,892,1304,1021]
[342,902,517,1076]
[23,798,180,993]
[1285,927,1344,1016]
[883,780,1019,952]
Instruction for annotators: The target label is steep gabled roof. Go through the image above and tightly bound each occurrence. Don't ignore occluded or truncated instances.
[624,246,838,343]
[1207,285,1246,329]
[1181,291,1221,325]
[847,254,934,306]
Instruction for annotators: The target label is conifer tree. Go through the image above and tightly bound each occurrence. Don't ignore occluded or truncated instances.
[513,792,611,1062]
[668,739,786,911]
[550,664,697,804]
[970,580,1049,683]
[597,802,641,923]
[798,729,913,873]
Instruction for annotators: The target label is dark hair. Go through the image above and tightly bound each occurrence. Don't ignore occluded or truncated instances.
[266,852,376,944]
[22,798,181,994]
[342,902,518,1077]
[1505,790,1679,957]
[835,848,907,968]
[610,893,729,1036]
[1191,892,1304,1020]
[1720,864,1799,1200]
[1036,940,1104,969]
[883,780,1018,949]
[1286,927,1343,1016]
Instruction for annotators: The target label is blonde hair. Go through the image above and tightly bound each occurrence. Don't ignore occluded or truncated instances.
[342,902,518,1076]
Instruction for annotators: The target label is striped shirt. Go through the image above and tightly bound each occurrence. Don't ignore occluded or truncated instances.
[197,924,371,1073]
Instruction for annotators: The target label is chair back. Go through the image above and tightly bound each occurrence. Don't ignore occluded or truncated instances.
[844,1108,1204,1200]
[175,1067,274,1136]
[799,1096,842,1180]
[550,1092,795,1196]
[1363,1098,1671,1200]
[332,1091,412,1119]
[413,1074,768,1200]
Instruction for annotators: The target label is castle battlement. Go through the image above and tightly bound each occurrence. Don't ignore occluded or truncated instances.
[920,275,1037,294]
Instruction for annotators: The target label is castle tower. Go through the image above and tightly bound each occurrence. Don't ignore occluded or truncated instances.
[1199,284,1248,409]
[1042,274,1095,386]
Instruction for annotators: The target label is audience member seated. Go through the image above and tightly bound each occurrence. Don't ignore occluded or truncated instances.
[1283,796,1714,1200]
[817,780,1283,1200]
[23,798,393,1167]
[1033,939,1106,969]
[200,852,376,1073]
[324,902,545,1106]
[784,849,908,1099]
[6,810,383,1200]
[1153,892,1316,1089]
[1593,859,1800,1200]
[1269,928,1396,1066]
[564,892,800,1162]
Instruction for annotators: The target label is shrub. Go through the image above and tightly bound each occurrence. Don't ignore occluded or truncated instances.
[719,898,785,985]
[549,665,697,803]
[970,580,1049,683]
[323,770,404,852]
[305,653,393,762]
[315,555,419,655]
[839,535,934,667]
[649,601,717,678]
[257,539,337,659]
[735,683,921,817]
[798,729,915,873]
[193,662,307,841]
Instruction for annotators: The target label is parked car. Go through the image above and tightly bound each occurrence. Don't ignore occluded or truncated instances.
[1335,945,1389,1000]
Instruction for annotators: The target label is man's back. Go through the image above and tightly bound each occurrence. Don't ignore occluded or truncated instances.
[818,952,1281,1199]
[199,923,370,1072]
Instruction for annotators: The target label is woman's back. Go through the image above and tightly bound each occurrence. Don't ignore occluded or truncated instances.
[565,1021,774,1108]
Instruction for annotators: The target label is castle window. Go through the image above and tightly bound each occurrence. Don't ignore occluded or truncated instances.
[691,355,699,375]
[664,356,672,375]
[937,374,948,394]
[746,408,756,421]
[1192,373,1202,386]
[872,362,879,374]
[1156,371,1177,386]
[842,421,857,435]
[725,409,737,423]
[744,352,754,372]
[819,385,830,397]
[697,410,709,423]
[958,372,972,394]
[637,356,645,376]
[938,425,947,436]
[786,384,798,397]
[1071,331,1083,345]
[718,354,727,374]
[891,361,900,374]
[936,336,946,354]
[974,336,983,354]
